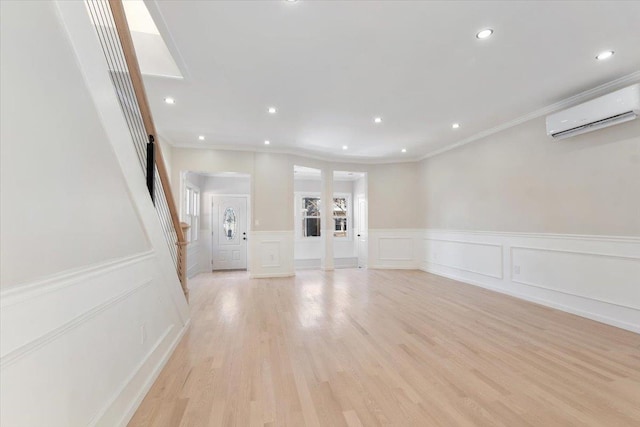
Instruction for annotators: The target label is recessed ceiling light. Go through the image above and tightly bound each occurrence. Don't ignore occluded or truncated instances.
[286,0,298,2]
[342,145,348,150]
[264,140,270,145]
[164,97,175,104]
[268,107,277,114]
[198,135,205,141]
[476,29,494,39]
[452,123,460,129]
[401,148,407,153]
[374,117,382,123]
[596,50,614,60]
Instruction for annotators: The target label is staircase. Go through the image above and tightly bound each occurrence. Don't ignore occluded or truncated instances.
[85,0,189,300]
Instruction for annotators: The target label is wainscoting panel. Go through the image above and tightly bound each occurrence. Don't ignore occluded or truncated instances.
[249,231,295,278]
[186,242,200,278]
[511,246,640,310]
[420,230,640,333]
[260,242,281,268]
[423,238,503,279]
[368,229,422,269]
[0,252,189,427]
[379,238,414,261]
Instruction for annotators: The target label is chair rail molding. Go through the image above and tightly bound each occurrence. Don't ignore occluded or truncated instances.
[420,229,640,333]
[0,250,190,427]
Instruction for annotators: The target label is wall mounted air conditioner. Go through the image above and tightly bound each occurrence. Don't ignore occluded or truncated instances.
[546,83,640,140]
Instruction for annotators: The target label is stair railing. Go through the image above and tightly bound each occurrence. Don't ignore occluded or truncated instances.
[85,0,188,300]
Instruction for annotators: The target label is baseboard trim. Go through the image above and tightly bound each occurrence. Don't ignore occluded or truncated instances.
[295,257,358,270]
[369,265,418,270]
[249,272,295,279]
[92,319,191,427]
[421,266,640,334]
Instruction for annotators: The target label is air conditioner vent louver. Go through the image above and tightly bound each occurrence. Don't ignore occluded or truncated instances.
[546,84,640,140]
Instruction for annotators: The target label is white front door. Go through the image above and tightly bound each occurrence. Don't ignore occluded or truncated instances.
[356,196,368,268]
[212,196,247,270]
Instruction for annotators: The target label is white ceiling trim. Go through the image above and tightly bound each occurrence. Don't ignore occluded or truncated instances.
[161,71,640,165]
[161,137,418,165]
[419,71,640,160]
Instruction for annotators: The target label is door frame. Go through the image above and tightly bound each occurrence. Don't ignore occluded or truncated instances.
[355,194,368,268]
[210,194,251,271]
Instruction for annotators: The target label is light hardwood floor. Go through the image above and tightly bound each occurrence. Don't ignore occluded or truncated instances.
[129,269,640,427]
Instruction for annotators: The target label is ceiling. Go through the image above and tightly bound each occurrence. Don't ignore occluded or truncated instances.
[141,0,640,162]
[294,166,365,181]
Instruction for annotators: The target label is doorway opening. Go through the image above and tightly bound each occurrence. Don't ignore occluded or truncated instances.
[293,166,322,270]
[292,166,367,270]
[181,171,251,275]
[208,173,250,271]
[211,194,249,270]
[333,170,368,269]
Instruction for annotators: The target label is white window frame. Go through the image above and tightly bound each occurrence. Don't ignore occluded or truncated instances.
[182,183,200,244]
[332,193,352,240]
[295,192,322,240]
[294,192,352,240]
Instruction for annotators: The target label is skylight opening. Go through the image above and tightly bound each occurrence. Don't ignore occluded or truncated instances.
[85,0,183,79]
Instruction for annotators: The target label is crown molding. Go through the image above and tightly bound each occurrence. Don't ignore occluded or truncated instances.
[161,139,418,165]
[418,71,640,161]
[161,71,640,166]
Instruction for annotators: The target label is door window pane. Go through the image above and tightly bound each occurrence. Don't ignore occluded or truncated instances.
[223,207,237,240]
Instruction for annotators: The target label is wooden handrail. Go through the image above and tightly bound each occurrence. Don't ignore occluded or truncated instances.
[108,0,184,246]
[108,0,188,300]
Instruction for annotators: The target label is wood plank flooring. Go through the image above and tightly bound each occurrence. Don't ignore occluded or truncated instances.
[129,269,640,426]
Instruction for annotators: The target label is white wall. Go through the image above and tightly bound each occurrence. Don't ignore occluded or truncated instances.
[166,80,638,333]
[354,175,366,200]
[418,116,640,235]
[0,2,149,287]
[170,149,386,277]
[413,111,640,333]
[170,149,411,232]
[0,2,189,426]
[368,162,421,229]
[202,175,251,195]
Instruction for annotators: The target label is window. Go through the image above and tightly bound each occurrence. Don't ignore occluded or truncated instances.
[301,196,321,237]
[333,197,348,237]
[183,184,200,243]
[295,193,351,239]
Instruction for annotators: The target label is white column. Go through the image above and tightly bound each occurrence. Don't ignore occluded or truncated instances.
[321,167,334,270]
